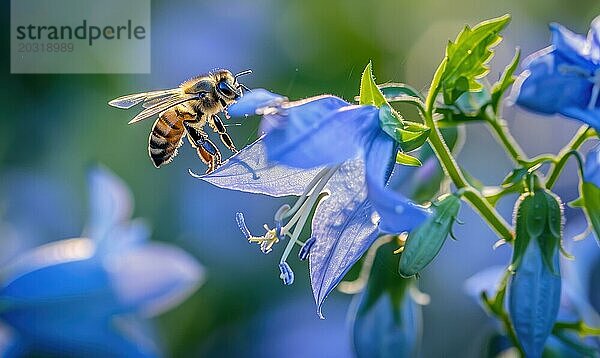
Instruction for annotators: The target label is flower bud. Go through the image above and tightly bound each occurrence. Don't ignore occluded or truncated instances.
[399,194,461,278]
[509,189,562,357]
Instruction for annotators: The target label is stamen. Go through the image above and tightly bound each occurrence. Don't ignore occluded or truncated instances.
[278,262,294,285]
[236,212,279,254]
[235,212,252,240]
[278,165,340,265]
[298,237,316,261]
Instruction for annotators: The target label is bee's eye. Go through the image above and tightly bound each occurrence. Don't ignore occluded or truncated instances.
[217,81,234,97]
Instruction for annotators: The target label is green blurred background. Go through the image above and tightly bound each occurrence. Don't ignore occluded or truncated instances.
[2,0,600,356]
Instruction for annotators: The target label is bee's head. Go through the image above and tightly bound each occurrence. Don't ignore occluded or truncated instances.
[214,69,252,103]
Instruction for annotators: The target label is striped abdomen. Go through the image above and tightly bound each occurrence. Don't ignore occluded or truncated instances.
[148,108,188,167]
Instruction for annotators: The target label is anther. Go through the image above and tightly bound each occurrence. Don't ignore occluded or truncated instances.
[278,262,295,285]
[235,212,252,240]
[298,237,317,261]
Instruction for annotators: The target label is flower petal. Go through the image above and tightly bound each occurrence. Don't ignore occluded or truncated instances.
[86,166,133,244]
[509,239,561,358]
[590,16,600,63]
[365,130,431,233]
[0,238,104,302]
[464,265,506,302]
[351,292,421,358]
[309,158,380,318]
[198,136,323,197]
[515,52,592,116]
[549,23,595,70]
[227,88,285,117]
[104,243,204,316]
[262,97,380,168]
[560,107,600,132]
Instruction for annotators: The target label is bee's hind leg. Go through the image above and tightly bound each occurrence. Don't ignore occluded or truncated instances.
[196,145,217,173]
[210,114,238,153]
[184,120,222,173]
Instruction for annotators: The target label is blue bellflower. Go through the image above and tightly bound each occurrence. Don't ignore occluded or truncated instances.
[199,89,430,317]
[0,167,203,357]
[584,144,600,187]
[514,16,600,130]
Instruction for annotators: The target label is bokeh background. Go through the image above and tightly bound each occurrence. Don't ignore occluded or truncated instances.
[2,0,600,356]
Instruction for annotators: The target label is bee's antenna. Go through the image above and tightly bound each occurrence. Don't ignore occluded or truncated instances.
[239,83,251,92]
[234,69,253,79]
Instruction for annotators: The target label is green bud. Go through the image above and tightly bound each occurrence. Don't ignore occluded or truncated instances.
[399,194,461,278]
[511,189,563,273]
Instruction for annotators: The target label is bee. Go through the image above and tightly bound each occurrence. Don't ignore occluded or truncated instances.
[109,69,252,172]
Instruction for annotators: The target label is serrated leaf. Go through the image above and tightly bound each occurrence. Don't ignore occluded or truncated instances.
[491,48,520,113]
[441,15,511,104]
[399,195,461,277]
[359,62,387,107]
[581,182,600,246]
[396,152,422,167]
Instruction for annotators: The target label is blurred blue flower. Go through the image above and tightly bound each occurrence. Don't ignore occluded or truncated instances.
[514,16,600,130]
[199,89,430,317]
[0,167,203,357]
[562,226,600,351]
[584,144,600,187]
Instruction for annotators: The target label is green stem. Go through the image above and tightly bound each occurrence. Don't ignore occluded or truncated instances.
[545,126,591,189]
[425,62,513,241]
[485,112,528,164]
[554,321,600,337]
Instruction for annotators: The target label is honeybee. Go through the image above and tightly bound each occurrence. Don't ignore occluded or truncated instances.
[109,69,251,172]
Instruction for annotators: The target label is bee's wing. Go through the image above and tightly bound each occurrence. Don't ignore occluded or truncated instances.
[142,93,182,108]
[128,94,199,124]
[108,88,182,109]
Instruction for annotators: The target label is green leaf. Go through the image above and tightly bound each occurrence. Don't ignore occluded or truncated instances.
[359,61,387,107]
[399,194,461,277]
[581,182,600,246]
[491,48,520,113]
[397,122,431,152]
[436,88,492,127]
[441,15,511,104]
[379,105,430,152]
[396,152,422,167]
[568,196,585,208]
